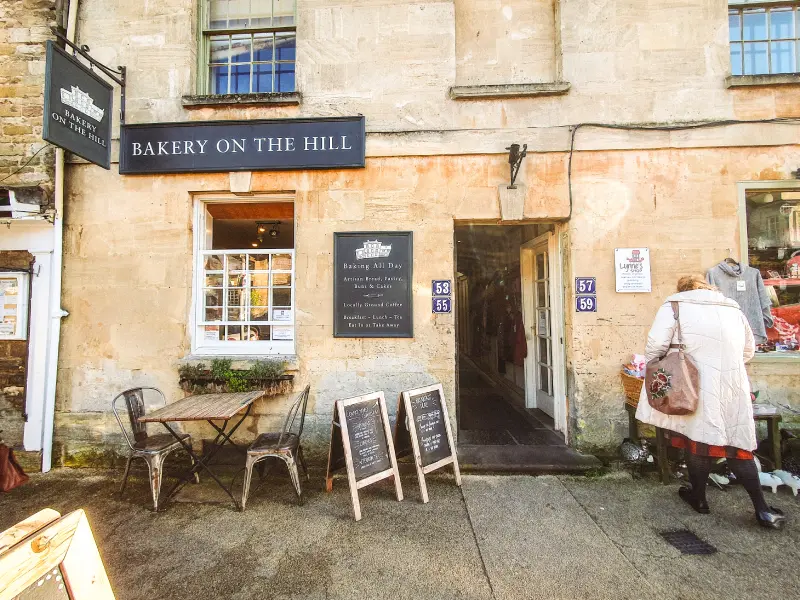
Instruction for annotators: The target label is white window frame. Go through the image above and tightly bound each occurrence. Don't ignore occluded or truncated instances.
[728,2,800,76]
[0,272,29,340]
[191,197,296,356]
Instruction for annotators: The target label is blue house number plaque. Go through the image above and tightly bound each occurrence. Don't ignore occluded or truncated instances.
[432,280,452,296]
[575,277,596,294]
[433,297,452,313]
[576,296,597,312]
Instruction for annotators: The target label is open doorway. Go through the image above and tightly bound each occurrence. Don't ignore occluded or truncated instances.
[455,223,566,449]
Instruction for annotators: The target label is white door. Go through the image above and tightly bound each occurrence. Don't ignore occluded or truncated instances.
[533,240,555,417]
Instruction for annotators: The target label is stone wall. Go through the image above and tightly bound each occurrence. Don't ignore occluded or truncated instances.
[0,0,58,192]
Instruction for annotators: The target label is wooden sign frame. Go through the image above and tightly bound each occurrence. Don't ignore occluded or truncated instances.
[0,509,115,600]
[325,391,403,521]
[395,383,461,503]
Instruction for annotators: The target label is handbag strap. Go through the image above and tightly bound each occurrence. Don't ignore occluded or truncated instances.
[670,301,684,349]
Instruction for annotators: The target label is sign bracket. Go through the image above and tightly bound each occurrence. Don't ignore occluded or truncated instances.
[50,27,127,125]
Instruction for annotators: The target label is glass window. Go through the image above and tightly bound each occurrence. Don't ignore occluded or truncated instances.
[728,5,800,76]
[195,201,295,354]
[202,0,296,94]
[745,189,800,356]
[0,274,29,340]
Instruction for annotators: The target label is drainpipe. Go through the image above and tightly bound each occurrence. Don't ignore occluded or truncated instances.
[41,0,78,472]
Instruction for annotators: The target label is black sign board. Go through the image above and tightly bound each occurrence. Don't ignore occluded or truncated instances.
[394,384,461,503]
[333,232,413,338]
[325,392,403,521]
[119,116,365,174]
[43,41,113,169]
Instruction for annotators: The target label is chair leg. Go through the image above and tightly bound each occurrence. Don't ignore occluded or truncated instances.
[284,456,303,505]
[241,455,257,512]
[190,455,201,484]
[146,454,165,512]
[120,455,134,495]
[298,446,309,481]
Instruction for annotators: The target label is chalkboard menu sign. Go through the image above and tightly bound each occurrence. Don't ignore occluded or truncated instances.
[395,383,461,503]
[333,232,413,338]
[325,392,403,521]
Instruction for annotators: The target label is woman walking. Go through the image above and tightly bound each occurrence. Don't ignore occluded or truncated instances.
[636,275,786,529]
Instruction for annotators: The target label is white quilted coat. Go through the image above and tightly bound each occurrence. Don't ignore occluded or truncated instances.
[635,289,757,451]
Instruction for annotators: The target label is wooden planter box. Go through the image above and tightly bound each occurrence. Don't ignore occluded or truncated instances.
[179,373,294,396]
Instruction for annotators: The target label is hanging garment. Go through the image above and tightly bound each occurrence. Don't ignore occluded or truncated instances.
[706,261,774,343]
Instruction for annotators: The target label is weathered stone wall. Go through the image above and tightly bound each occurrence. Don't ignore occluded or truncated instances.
[0,0,57,192]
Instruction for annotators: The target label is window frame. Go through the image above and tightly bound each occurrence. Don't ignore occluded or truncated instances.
[728,3,800,76]
[0,272,29,341]
[191,196,296,356]
[197,0,297,96]
[737,180,800,360]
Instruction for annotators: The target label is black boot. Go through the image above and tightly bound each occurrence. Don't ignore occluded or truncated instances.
[678,486,710,514]
[756,507,786,530]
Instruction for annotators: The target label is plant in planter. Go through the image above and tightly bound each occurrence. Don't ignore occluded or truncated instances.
[178,358,292,396]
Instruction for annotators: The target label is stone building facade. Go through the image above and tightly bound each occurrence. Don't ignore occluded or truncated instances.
[4,0,800,468]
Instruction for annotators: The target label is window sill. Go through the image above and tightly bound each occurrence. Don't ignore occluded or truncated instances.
[725,74,800,88]
[449,82,570,100]
[182,92,302,108]
[179,354,299,371]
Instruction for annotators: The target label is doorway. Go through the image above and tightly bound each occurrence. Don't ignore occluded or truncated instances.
[455,224,567,451]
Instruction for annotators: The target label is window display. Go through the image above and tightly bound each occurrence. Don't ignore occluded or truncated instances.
[745,189,800,355]
[0,274,28,340]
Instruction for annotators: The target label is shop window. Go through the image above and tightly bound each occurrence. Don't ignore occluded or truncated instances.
[194,200,295,355]
[0,273,29,340]
[728,4,800,75]
[201,0,296,95]
[745,189,800,355]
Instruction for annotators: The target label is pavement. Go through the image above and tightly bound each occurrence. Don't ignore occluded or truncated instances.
[1,465,798,600]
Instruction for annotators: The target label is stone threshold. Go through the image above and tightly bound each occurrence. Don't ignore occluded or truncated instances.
[725,74,800,88]
[449,82,571,100]
[457,444,601,474]
[182,92,302,108]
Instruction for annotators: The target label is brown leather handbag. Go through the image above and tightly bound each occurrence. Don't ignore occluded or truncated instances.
[645,301,699,416]
[0,443,29,492]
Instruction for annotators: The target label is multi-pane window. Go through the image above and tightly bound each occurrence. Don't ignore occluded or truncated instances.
[203,0,296,95]
[0,274,28,340]
[729,4,800,75]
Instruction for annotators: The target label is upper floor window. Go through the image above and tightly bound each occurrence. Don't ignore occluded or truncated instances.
[202,0,296,95]
[729,4,799,75]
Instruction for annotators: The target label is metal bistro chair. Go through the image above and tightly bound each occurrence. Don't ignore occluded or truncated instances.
[241,385,311,510]
[112,387,199,511]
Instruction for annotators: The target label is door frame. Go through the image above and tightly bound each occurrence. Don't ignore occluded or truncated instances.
[521,229,567,435]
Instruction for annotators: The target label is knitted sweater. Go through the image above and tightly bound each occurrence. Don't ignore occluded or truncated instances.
[706,261,774,343]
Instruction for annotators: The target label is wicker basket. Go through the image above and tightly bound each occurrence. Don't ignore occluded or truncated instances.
[621,371,644,408]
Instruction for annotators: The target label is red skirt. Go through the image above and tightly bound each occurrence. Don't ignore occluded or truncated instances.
[667,431,753,460]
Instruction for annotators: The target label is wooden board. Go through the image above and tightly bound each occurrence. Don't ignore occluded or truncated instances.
[394,383,461,503]
[138,391,264,423]
[0,509,115,600]
[325,391,403,521]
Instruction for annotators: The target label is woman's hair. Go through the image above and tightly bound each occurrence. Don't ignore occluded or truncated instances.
[677,274,716,292]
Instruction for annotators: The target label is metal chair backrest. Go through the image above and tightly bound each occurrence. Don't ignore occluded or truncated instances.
[278,385,311,446]
[111,387,165,449]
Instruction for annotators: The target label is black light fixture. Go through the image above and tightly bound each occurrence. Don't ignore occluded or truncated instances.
[254,221,280,246]
[505,143,528,189]
[269,223,280,238]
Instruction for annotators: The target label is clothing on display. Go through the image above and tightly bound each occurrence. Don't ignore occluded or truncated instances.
[706,259,774,343]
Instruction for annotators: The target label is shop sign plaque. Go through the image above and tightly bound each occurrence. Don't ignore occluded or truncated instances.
[119,116,365,174]
[43,41,113,169]
[333,232,413,338]
[615,248,651,293]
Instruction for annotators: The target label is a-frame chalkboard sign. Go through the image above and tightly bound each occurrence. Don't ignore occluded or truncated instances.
[394,383,461,503]
[325,391,403,521]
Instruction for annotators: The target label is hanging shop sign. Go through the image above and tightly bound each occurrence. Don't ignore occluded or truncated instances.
[333,232,413,338]
[325,392,403,521]
[119,116,365,174]
[394,384,461,503]
[615,248,652,293]
[43,41,113,169]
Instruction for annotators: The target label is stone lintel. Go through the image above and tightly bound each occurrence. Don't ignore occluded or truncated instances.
[182,92,302,108]
[725,74,800,88]
[449,82,571,100]
[499,184,526,221]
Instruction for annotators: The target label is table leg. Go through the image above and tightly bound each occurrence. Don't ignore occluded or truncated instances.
[769,417,782,471]
[655,428,670,485]
[625,404,637,439]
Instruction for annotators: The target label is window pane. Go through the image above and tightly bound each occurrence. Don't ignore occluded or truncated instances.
[273,273,292,286]
[227,308,245,321]
[538,337,549,363]
[743,9,767,41]
[275,33,296,61]
[210,35,230,63]
[253,32,273,62]
[272,326,293,340]
[730,42,743,76]
[729,11,741,42]
[251,274,270,287]
[276,63,295,92]
[231,34,251,63]
[274,0,296,26]
[208,0,228,29]
[771,41,796,74]
[250,288,270,306]
[205,307,223,322]
[249,254,270,270]
[253,63,273,93]
[205,274,224,287]
[272,288,291,307]
[227,0,251,28]
[770,8,794,40]
[272,254,292,270]
[204,254,225,270]
[251,305,270,320]
[743,41,769,75]
[228,255,245,271]
[539,366,550,394]
[204,288,224,309]
[210,65,229,94]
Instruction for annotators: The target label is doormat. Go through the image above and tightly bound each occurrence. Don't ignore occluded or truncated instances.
[659,530,717,555]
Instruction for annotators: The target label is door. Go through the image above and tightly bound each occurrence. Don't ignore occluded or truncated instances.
[532,239,555,417]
